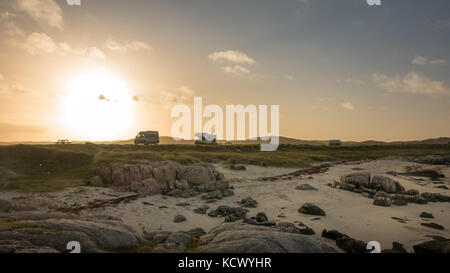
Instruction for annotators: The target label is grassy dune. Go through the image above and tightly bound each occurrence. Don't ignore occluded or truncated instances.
[0,143,449,192]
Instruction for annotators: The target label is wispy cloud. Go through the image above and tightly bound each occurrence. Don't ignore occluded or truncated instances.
[283,75,294,81]
[341,101,355,111]
[411,55,447,66]
[372,72,450,96]
[106,39,152,52]
[411,56,427,65]
[14,0,63,30]
[208,50,255,65]
[13,32,105,59]
[222,65,250,76]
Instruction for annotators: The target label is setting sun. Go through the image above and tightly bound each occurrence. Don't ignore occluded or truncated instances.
[61,70,135,141]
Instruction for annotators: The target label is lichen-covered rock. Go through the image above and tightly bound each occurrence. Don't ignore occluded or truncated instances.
[340,173,371,188]
[198,223,327,253]
[94,161,231,198]
[339,173,405,193]
[0,211,147,253]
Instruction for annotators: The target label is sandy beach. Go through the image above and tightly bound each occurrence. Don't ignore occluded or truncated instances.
[1,158,449,252]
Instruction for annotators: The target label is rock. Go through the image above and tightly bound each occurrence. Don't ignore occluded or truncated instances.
[165,232,192,246]
[173,215,187,223]
[0,199,13,212]
[97,161,231,197]
[414,155,450,165]
[256,212,268,223]
[0,211,146,252]
[421,222,445,230]
[322,229,346,240]
[382,242,407,253]
[221,189,234,197]
[202,190,223,201]
[339,173,405,193]
[238,197,258,208]
[339,183,355,191]
[299,227,315,235]
[207,210,218,218]
[0,167,17,181]
[436,185,449,190]
[277,222,297,233]
[331,181,340,188]
[413,239,450,253]
[242,218,276,227]
[298,203,326,216]
[402,169,444,180]
[193,205,209,215]
[176,202,190,207]
[336,236,367,253]
[186,228,206,237]
[295,184,318,191]
[340,173,371,188]
[406,189,420,196]
[392,199,408,206]
[371,175,405,193]
[216,206,248,222]
[87,176,103,187]
[421,192,450,202]
[419,212,434,219]
[373,196,392,207]
[198,223,328,253]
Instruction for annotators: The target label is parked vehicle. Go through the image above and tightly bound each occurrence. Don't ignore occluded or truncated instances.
[329,139,342,146]
[194,133,217,145]
[134,131,159,145]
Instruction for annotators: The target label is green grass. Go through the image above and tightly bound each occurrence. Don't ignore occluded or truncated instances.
[0,143,449,192]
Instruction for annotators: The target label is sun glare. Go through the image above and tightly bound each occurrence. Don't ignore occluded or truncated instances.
[61,70,135,141]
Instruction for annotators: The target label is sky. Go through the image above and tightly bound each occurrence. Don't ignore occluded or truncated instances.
[0,0,449,142]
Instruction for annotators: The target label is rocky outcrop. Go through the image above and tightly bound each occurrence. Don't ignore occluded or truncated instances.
[0,211,147,253]
[95,161,231,198]
[339,173,405,193]
[413,238,450,253]
[198,223,327,253]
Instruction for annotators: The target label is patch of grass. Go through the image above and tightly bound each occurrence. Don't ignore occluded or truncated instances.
[0,143,449,192]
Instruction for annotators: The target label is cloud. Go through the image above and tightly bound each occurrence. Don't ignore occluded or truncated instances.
[14,0,63,30]
[411,56,447,66]
[283,75,294,81]
[411,56,427,65]
[208,50,255,65]
[338,78,366,86]
[159,86,196,105]
[106,39,152,52]
[222,65,250,76]
[341,102,355,111]
[430,59,448,65]
[372,72,450,96]
[14,32,105,59]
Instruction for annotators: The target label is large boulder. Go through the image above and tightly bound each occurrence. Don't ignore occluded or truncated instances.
[370,175,405,193]
[340,173,371,188]
[0,211,147,253]
[198,223,327,253]
[95,161,230,197]
[339,173,405,193]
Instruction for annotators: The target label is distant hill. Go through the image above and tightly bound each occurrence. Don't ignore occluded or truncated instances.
[0,136,449,146]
